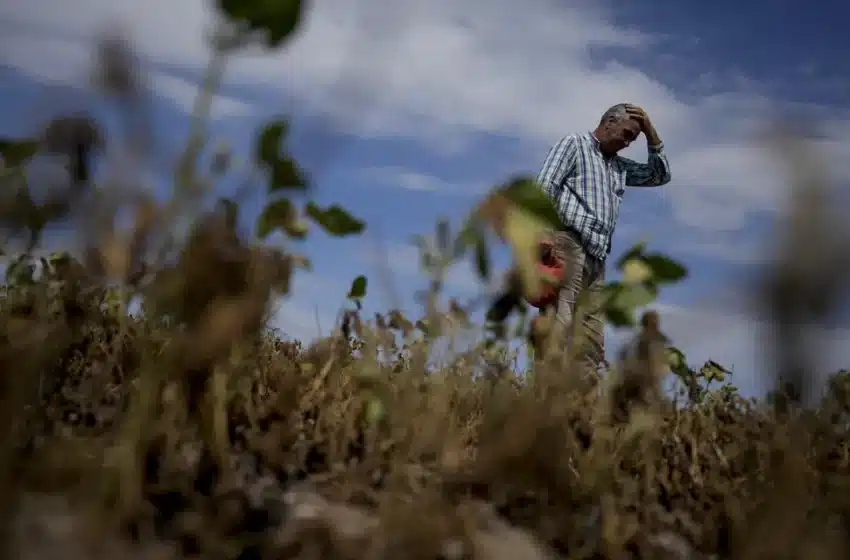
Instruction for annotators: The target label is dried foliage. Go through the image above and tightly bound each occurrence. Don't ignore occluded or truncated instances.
[2,5,850,560]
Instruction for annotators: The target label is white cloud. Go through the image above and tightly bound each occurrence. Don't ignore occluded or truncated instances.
[661,143,789,230]
[614,215,778,266]
[6,0,850,387]
[0,15,253,117]
[358,165,505,195]
[359,165,453,193]
[0,25,94,86]
[3,0,848,242]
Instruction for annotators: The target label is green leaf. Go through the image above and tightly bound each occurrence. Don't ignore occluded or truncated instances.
[605,306,635,327]
[270,156,308,191]
[616,241,647,270]
[47,251,71,266]
[601,282,655,328]
[498,176,561,230]
[256,120,287,165]
[256,198,306,239]
[700,360,730,383]
[254,120,308,191]
[642,253,688,283]
[0,137,39,167]
[667,346,690,375]
[613,282,657,309]
[621,258,653,284]
[305,202,365,237]
[216,0,305,48]
[348,275,368,300]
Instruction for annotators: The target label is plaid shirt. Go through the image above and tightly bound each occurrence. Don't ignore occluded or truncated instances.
[535,131,671,261]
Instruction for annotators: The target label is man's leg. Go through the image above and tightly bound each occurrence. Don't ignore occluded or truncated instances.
[550,230,588,348]
[581,259,606,371]
[548,230,607,370]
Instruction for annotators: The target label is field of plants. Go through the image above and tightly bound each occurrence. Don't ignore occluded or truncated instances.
[2,2,850,558]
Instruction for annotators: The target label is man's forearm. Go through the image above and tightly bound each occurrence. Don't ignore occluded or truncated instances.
[644,125,662,148]
[622,142,671,186]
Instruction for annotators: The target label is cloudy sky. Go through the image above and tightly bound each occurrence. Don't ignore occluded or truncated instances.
[1,0,848,396]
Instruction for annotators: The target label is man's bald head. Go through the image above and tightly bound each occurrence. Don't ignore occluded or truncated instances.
[600,104,631,125]
[594,103,641,155]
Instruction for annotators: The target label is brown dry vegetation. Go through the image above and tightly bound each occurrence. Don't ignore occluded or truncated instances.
[3,3,850,559]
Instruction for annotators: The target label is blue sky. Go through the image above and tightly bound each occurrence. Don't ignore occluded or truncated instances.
[1,0,849,398]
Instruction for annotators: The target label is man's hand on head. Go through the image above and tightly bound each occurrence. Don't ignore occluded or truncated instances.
[624,104,649,130]
[625,104,662,146]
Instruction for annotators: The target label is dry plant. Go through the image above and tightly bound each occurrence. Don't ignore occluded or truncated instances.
[1,3,850,559]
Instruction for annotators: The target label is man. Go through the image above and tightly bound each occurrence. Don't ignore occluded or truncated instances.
[535,103,672,369]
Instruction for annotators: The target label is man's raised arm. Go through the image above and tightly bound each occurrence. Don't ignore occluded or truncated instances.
[619,142,671,187]
[620,104,672,187]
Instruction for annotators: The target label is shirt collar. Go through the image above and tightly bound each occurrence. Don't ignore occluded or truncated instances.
[588,131,614,158]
